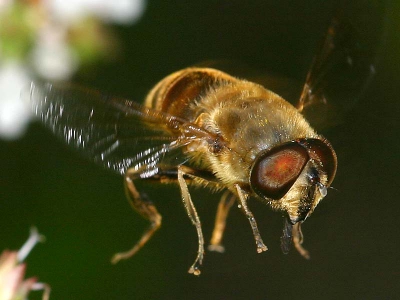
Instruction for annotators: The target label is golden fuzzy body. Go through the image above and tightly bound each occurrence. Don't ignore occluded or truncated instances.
[26,8,372,274]
[27,68,336,275]
[144,67,333,223]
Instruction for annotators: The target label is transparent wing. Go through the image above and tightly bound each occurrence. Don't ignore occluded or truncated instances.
[297,8,385,130]
[24,82,208,176]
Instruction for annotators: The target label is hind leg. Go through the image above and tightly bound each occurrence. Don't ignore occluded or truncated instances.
[111,171,162,264]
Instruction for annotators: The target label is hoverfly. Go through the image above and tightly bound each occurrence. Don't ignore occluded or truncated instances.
[25,12,377,275]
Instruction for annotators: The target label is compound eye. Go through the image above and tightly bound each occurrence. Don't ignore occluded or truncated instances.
[250,143,309,200]
[304,139,337,186]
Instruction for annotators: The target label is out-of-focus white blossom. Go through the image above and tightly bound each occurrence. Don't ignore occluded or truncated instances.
[44,0,146,25]
[31,26,78,81]
[0,62,31,140]
[0,227,50,300]
[0,0,146,139]
[89,0,146,24]
[0,0,13,13]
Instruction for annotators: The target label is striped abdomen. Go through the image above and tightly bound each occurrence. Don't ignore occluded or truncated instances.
[144,68,237,122]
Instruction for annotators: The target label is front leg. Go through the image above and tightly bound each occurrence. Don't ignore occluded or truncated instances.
[111,171,162,264]
[235,184,268,253]
[177,166,205,276]
[292,223,310,259]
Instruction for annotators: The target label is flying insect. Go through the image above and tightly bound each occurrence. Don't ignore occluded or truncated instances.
[25,13,377,275]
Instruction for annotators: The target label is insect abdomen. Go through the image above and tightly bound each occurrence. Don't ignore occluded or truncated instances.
[145,68,237,121]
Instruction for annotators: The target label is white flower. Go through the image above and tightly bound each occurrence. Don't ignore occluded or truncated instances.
[0,62,31,140]
[87,0,147,24]
[0,227,50,300]
[44,0,146,25]
[30,26,78,81]
[0,0,13,13]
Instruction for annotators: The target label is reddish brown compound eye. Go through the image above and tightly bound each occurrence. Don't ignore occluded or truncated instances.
[250,142,309,200]
[299,138,337,186]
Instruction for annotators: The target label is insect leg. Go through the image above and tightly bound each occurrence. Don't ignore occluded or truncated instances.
[234,184,268,253]
[292,222,310,259]
[208,191,236,253]
[111,172,162,264]
[177,166,204,276]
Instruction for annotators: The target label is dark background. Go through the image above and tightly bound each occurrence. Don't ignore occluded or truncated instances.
[1,1,399,299]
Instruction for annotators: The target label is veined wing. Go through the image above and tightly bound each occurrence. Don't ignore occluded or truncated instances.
[24,82,211,176]
[297,7,386,130]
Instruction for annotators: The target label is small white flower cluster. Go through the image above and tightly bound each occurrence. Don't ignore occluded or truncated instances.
[0,62,31,139]
[0,0,146,139]
[0,227,50,300]
[45,0,146,25]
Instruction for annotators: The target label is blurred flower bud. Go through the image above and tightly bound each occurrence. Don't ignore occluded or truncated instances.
[0,62,31,140]
[0,227,50,300]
